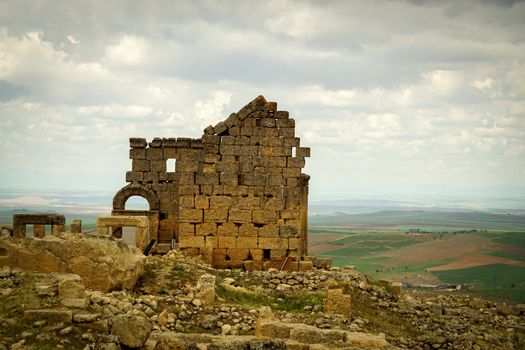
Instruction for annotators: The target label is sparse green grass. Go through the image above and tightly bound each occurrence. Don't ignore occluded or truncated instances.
[215,283,324,312]
[168,263,192,280]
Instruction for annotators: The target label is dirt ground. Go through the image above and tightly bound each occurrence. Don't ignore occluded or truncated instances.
[375,234,492,265]
[427,254,525,271]
[308,233,347,254]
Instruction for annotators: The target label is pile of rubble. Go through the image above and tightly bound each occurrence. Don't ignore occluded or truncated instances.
[0,234,524,349]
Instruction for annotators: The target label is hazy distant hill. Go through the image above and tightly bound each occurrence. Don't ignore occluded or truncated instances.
[310,210,525,231]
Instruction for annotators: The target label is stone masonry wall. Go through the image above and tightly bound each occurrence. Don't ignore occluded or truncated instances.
[113,96,310,270]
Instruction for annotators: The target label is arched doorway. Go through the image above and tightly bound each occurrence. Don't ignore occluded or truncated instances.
[112,184,160,247]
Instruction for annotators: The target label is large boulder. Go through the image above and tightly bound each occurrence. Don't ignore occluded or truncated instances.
[0,233,144,292]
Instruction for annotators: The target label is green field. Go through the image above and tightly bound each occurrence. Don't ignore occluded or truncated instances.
[432,264,525,303]
[309,210,525,304]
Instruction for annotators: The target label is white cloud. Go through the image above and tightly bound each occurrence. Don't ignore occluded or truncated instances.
[0,1,523,198]
[104,35,149,66]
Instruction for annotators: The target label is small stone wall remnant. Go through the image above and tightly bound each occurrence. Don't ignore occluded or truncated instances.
[96,216,149,252]
[13,213,65,238]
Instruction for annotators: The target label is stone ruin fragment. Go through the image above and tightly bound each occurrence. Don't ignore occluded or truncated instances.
[112,96,313,270]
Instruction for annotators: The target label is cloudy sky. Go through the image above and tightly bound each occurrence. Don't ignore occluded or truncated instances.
[0,0,524,203]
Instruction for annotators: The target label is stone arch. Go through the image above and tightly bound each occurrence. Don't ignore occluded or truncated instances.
[113,184,159,211]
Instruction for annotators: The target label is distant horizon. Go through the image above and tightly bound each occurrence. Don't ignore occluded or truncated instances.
[0,188,524,215]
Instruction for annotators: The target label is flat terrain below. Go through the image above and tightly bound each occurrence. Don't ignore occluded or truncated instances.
[309,210,525,304]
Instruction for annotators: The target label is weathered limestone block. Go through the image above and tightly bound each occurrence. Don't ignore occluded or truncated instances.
[226,248,250,261]
[178,236,204,248]
[179,209,203,223]
[196,273,216,303]
[280,225,299,238]
[258,224,279,237]
[288,238,301,250]
[252,210,278,224]
[24,309,73,323]
[239,223,258,237]
[210,195,232,208]
[297,147,311,157]
[146,147,163,160]
[217,236,237,248]
[299,260,314,271]
[0,233,145,292]
[287,157,305,168]
[270,249,287,261]
[204,209,229,223]
[325,287,352,317]
[129,148,146,159]
[244,260,263,271]
[132,159,150,172]
[194,196,209,210]
[219,173,238,185]
[196,173,219,185]
[111,315,152,348]
[250,249,264,261]
[237,237,258,249]
[150,160,167,172]
[390,281,403,295]
[129,138,147,148]
[239,197,261,209]
[58,273,86,308]
[196,222,216,236]
[240,174,267,186]
[176,137,191,147]
[259,237,288,250]
[217,223,238,236]
[229,209,252,223]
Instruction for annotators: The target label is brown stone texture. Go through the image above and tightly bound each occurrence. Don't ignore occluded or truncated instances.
[111,96,311,268]
[0,233,144,292]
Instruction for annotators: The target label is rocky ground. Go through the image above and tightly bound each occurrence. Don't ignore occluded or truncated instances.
[0,242,524,349]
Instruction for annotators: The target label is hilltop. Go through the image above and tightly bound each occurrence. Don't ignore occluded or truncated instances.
[0,233,524,350]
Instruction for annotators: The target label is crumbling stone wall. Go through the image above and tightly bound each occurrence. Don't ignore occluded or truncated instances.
[113,96,310,270]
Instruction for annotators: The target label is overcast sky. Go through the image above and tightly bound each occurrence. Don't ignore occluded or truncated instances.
[0,0,524,203]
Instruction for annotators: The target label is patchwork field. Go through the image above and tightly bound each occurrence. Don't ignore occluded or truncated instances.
[309,211,525,303]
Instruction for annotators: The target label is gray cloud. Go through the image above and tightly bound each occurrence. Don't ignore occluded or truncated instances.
[0,0,524,200]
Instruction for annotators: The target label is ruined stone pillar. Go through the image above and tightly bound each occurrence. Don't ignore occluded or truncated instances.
[51,224,64,236]
[71,220,82,233]
[33,224,45,238]
[13,222,25,238]
[135,227,148,252]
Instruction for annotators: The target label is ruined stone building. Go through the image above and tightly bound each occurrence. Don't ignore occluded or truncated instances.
[112,96,311,270]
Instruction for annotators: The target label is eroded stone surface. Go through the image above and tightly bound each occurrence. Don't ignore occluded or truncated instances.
[0,233,144,292]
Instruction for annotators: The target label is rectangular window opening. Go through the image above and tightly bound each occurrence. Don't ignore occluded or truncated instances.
[291,147,297,157]
[167,158,176,172]
[263,249,271,260]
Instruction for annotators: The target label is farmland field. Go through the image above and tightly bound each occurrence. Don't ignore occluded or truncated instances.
[309,210,525,303]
